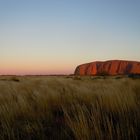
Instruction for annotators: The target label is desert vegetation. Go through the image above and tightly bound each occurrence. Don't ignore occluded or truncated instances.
[0,76,139,140]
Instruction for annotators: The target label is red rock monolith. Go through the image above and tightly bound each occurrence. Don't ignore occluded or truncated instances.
[75,60,140,76]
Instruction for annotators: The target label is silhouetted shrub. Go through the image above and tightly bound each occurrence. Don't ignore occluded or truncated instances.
[10,77,20,82]
[128,74,140,79]
[97,71,109,76]
[73,76,82,80]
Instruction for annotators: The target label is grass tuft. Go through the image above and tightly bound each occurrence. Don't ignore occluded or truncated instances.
[0,76,139,140]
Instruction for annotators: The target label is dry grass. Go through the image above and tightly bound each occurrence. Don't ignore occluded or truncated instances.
[0,76,139,140]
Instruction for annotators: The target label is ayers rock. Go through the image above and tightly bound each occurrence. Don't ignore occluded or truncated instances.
[74,60,140,76]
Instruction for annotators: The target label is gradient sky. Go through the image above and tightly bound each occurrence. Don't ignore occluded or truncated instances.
[0,0,140,75]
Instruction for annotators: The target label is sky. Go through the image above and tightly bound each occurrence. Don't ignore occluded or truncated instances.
[0,0,140,75]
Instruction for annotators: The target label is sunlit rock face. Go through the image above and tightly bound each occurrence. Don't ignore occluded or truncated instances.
[74,60,140,76]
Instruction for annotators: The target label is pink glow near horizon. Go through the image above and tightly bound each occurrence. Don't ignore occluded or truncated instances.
[0,63,75,75]
[0,69,74,75]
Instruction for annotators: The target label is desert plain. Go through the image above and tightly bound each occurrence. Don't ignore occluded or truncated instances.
[0,75,139,140]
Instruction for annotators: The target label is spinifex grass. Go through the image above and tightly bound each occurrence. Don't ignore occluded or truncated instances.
[0,76,139,140]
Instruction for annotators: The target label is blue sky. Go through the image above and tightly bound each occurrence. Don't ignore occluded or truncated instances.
[0,0,140,74]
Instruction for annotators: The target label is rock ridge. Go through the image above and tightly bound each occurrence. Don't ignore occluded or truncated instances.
[74,60,140,75]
